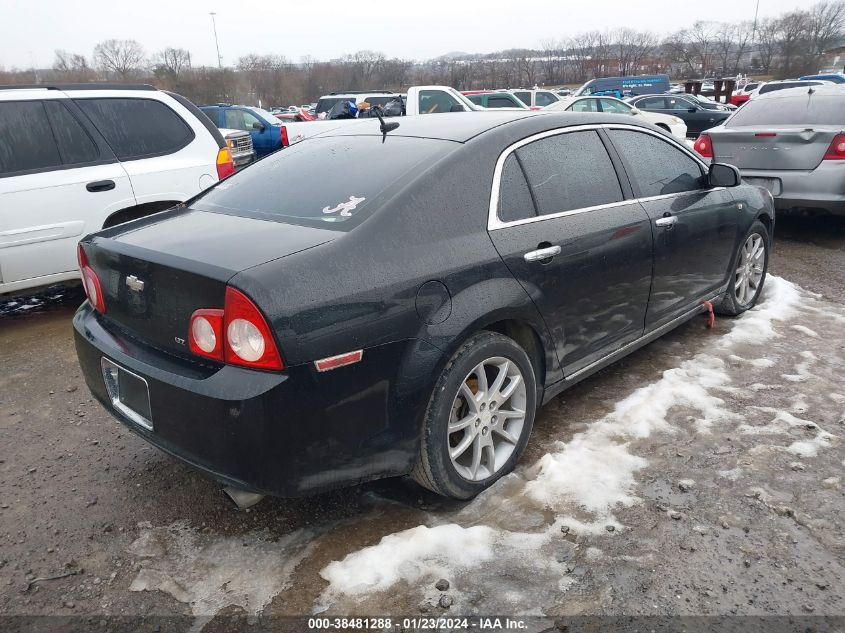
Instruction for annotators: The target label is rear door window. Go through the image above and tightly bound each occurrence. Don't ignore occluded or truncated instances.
[515,130,623,215]
[607,129,704,197]
[637,96,667,109]
[0,101,62,175]
[488,96,517,108]
[598,98,630,114]
[569,99,598,112]
[535,92,557,107]
[498,154,536,222]
[76,98,195,160]
[726,95,845,127]
[43,101,99,166]
[418,90,461,114]
[513,91,531,105]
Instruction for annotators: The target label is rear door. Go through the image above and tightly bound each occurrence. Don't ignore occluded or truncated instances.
[487,128,653,375]
[606,127,738,328]
[0,98,134,289]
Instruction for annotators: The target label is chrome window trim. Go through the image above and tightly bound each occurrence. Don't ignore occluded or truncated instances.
[488,122,715,231]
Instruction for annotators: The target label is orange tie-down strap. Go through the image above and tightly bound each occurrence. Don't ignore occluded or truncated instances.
[702,300,716,329]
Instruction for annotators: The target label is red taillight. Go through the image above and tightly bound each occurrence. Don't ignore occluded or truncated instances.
[216,147,235,180]
[188,288,284,370]
[223,287,283,370]
[823,134,845,160]
[77,244,106,314]
[693,134,714,158]
[281,126,289,148]
[189,308,224,361]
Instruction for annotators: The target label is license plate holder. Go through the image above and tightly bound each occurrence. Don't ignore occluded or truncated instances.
[743,177,782,196]
[101,358,153,431]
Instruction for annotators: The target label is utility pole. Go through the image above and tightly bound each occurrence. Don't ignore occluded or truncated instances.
[752,0,761,41]
[210,12,222,68]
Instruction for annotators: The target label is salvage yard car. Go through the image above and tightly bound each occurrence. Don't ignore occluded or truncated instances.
[626,93,731,137]
[544,95,687,139]
[74,111,774,501]
[0,83,233,296]
[694,84,845,215]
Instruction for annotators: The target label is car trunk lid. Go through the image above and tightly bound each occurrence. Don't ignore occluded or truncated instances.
[711,126,840,171]
[82,208,334,359]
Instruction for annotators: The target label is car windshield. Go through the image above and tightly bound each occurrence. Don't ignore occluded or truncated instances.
[252,108,282,126]
[192,135,452,230]
[726,94,845,127]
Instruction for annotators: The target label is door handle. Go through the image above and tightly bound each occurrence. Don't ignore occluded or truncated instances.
[86,180,116,193]
[655,216,677,228]
[523,245,561,262]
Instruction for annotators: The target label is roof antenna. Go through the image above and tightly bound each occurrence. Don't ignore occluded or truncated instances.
[372,105,400,142]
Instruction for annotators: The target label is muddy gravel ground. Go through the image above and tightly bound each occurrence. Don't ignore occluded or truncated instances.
[1,216,844,632]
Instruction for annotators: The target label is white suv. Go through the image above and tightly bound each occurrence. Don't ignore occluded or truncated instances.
[0,83,233,295]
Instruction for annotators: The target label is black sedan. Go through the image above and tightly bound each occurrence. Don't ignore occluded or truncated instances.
[627,94,732,137]
[74,111,774,501]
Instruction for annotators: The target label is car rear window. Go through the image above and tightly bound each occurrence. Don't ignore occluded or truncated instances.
[76,98,195,160]
[0,101,62,175]
[727,94,845,127]
[192,135,452,230]
[759,81,820,94]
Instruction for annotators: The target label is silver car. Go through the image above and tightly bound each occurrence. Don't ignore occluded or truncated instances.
[695,85,845,215]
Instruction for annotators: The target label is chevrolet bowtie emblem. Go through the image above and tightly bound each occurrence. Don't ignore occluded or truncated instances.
[125,275,145,292]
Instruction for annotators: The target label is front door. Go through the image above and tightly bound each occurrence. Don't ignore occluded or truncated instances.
[487,129,654,375]
[605,128,739,328]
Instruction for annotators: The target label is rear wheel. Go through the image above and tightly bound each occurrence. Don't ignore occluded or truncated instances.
[715,220,769,316]
[411,331,537,499]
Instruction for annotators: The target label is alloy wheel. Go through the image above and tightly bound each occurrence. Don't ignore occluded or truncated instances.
[734,233,765,306]
[447,356,527,482]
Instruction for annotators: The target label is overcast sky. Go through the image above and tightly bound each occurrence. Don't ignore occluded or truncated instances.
[1,0,804,69]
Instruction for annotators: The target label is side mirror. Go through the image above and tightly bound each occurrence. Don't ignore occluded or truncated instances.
[709,163,741,188]
[252,122,266,132]
[449,104,465,112]
[630,107,641,115]
[688,106,698,113]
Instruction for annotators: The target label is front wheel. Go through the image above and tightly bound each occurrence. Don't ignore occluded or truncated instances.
[715,220,769,316]
[411,331,537,499]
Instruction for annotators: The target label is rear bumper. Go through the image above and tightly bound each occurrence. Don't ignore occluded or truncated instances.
[73,303,435,497]
[232,151,255,169]
[740,163,845,215]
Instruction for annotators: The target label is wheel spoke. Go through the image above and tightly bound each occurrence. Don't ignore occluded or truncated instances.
[489,360,509,399]
[470,435,482,479]
[493,426,519,444]
[449,413,475,434]
[482,442,496,475]
[459,383,479,413]
[497,407,524,421]
[473,364,489,397]
[450,431,474,460]
[499,373,522,401]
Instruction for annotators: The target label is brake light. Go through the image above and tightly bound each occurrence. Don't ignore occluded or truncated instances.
[189,309,224,361]
[281,125,289,148]
[823,134,845,160]
[216,147,235,179]
[187,288,284,370]
[693,134,713,158]
[77,244,106,314]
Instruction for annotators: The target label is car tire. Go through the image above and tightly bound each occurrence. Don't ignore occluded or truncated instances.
[714,219,770,316]
[411,331,537,499]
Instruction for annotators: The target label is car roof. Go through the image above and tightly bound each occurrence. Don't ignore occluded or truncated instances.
[753,84,845,100]
[309,110,655,143]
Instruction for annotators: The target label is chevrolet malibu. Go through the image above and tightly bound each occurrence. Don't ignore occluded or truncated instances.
[74,111,775,500]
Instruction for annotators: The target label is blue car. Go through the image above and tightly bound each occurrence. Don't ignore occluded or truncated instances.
[200,104,284,158]
[800,73,845,84]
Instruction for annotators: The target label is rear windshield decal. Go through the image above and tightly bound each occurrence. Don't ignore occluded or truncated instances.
[323,196,366,217]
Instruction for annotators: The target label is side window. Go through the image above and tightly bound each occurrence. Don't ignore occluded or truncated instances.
[514,92,531,106]
[637,96,666,109]
[242,110,263,129]
[488,96,516,108]
[202,109,219,125]
[569,99,598,112]
[467,95,483,106]
[224,109,246,130]
[535,92,557,107]
[498,154,536,223]
[515,130,623,216]
[418,90,461,114]
[76,98,195,160]
[0,101,62,175]
[43,101,99,166]
[667,97,692,111]
[608,129,705,197]
[598,99,630,114]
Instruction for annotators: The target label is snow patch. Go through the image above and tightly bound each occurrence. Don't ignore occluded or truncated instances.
[791,324,819,338]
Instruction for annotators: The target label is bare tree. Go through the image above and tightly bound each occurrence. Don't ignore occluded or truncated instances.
[756,18,780,74]
[93,39,145,81]
[805,1,845,68]
[154,47,191,81]
[53,50,97,82]
[775,10,810,76]
[614,29,657,76]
